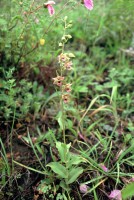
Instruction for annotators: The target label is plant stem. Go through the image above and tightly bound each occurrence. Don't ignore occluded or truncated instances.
[10,104,16,174]
[60,19,67,144]
[61,98,66,144]
[67,190,71,200]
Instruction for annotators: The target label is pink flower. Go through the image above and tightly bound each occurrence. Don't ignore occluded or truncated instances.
[58,53,69,63]
[108,190,122,200]
[100,164,108,172]
[62,94,70,103]
[52,76,64,86]
[78,132,85,140]
[44,1,55,16]
[79,184,89,193]
[64,83,72,93]
[64,61,73,70]
[130,177,134,182]
[84,0,93,10]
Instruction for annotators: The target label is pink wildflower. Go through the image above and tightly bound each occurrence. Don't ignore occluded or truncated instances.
[108,190,122,200]
[100,164,108,172]
[83,0,93,10]
[44,1,55,16]
[64,61,73,70]
[58,53,69,63]
[62,94,70,103]
[64,83,72,93]
[52,76,64,86]
[78,132,85,140]
[79,184,89,194]
[130,177,134,182]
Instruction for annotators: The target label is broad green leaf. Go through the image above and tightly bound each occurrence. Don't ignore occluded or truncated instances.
[122,182,134,199]
[60,180,69,191]
[56,142,71,163]
[67,154,84,168]
[47,162,67,179]
[67,167,83,184]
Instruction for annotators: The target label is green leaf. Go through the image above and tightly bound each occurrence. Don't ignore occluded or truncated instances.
[56,142,71,163]
[63,193,68,200]
[44,91,61,105]
[68,53,75,58]
[124,133,132,143]
[122,182,134,199]
[11,15,23,22]
[60,180,69,191]
[110,85,118,104]
[0,19,7,26]
[47,162,67,179]
[67,167,83,184]
[75,86,88,93]
[65,119,73,129]
[67,155,84,168]
[57,111,64,130]
[35,144,44,156]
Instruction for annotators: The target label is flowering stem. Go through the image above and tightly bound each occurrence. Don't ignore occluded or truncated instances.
[53,16,73,144]
[61,24,66,144]
[61,97,66,144]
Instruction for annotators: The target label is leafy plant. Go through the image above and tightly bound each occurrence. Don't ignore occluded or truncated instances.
[47,142,84,191]
[0,67,47,120]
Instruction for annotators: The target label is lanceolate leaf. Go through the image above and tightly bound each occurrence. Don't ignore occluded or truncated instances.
[67,167,83,184]
[67,155,84,168]
[57,111,64,130]
[56,142,71,163]
[47,162,67,179]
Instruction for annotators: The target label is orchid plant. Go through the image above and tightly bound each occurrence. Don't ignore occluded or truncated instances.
[52,16,75,143]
